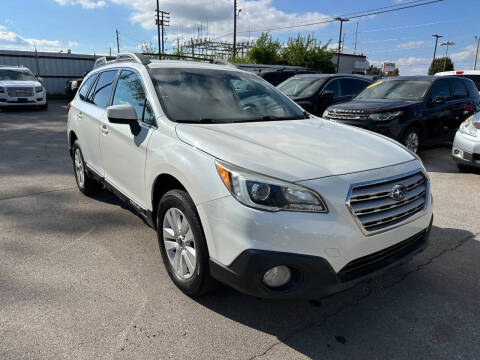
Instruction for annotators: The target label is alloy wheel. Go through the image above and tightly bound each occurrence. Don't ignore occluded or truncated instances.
[404,131,419,153]
[74,148,85,187]
[162,208,197,280]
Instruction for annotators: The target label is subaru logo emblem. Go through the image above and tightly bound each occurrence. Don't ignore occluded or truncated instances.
[390,184,407,201]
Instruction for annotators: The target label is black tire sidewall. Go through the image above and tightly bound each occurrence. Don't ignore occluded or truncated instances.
[401,126,421,152]
[72,141,100,195]
[156,190,210,297]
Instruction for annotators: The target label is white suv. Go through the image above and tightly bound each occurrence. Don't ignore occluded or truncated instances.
[67,53,433,299]
[0,65,47,110]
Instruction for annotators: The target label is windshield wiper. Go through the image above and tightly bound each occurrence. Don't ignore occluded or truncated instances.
[175,118,230,124]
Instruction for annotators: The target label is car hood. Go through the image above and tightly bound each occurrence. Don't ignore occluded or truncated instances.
[328,99,421,113]
[176,118,414,182]
[0,80,41,87]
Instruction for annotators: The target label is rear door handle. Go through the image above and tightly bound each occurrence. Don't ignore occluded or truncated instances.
[101,124,108,135]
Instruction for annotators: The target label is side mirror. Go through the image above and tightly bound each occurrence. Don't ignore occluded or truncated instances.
[321,90,335,99]
[107,104,137,124]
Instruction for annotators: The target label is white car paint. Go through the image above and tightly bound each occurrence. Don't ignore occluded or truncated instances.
[67,56,433,291]
[0,67,47,107]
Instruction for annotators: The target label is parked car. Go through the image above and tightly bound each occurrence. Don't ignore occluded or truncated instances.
[323,76,479,153]
[436,70,480,93]
[0,65,47,110]
[67,53,433,299]
[452,112,480,171]
[255,68,314,86]
[277,74,372,117]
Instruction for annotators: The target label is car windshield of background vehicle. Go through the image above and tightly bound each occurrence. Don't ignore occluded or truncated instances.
[0,69,37,81]
[356,80,432,101]
[150,68,306,123]
[277,78,327,98]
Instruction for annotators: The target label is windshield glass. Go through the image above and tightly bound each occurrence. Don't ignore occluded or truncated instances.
[150,68,305,123]
[356,80,432,101]
[277,77,327,98]
[0,69,37,81]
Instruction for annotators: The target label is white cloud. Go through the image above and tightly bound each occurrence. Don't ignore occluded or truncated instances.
[451,44,477,62]
[368,56,430,75]
[396,40,425,49]
[68,41,79,47]
[110,0,331,44]
[54,0,106,9]
[0,26,63,51]
[395,56,428,66]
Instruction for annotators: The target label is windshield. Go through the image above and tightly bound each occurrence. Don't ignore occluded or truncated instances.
[277,77,327,98]
[356,80,432,101]
[150,68,306,123]
[0,69,37,81]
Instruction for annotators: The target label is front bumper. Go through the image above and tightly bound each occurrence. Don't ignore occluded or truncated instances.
[210,218,432,299]
[0,91,47,107]
[452,131,480,168]
[325,117,404,140]
[197,160,433,299]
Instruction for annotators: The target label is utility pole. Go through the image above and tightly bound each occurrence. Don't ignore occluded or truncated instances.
[154,5,170,58]
[116,29,120,54]
[335,17,349,73]
[440,41,455,71]
[474,36,480,70]
[354,22,359,55]
[432,34,443,62]
[233,0,237,59]
[156,0,161,57]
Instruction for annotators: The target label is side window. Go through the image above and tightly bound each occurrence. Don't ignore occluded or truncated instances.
[78,74,97,101]
[322,79,341,97]
[340,79,370,96]
[451,79,468,99]
[429,79,451,101]
[112,69,155,126]
[91,70,117,108]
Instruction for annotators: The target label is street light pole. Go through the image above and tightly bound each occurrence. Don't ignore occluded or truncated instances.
[474,36,480,70]
[440,41,455,71]
[432,34,443,62]
[335,17,349,73]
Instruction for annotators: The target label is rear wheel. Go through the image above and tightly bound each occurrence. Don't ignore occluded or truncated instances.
[72,141,101,195]
[456,163,473,173]
[157,189,216,297]
[400,126,421,153]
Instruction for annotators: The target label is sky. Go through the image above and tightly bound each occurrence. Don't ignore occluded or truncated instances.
[0,0,478,75]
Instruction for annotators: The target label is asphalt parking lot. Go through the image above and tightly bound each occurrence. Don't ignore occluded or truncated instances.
[1,101,480,360]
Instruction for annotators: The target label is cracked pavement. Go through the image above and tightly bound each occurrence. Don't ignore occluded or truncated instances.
[1,103,480,359]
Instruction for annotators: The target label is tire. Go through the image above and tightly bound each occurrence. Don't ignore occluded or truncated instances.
[456,163,472,173]
[72,141,101,195]
[157,189,216,297]
[400,126,421,153]
[41,102,48,111]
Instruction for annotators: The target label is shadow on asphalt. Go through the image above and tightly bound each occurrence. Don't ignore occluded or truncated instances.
[196,225,476,358]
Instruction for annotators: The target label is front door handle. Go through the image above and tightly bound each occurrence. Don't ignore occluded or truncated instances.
[101,124,108,135]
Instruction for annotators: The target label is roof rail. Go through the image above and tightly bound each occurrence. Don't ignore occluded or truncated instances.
[0,64,26,68]
[93,57,109,69]
[115,53,151,66]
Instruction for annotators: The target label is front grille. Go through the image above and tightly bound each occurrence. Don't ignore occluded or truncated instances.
[346,170,428,235]
[338,230,426,282]
[7,87,34,97]
[326,109,369,121]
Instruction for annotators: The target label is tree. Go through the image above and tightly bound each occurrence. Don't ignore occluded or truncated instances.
[246,33,282,64]
[366,65,383,76]
[281,34,335,73]
[140,41,157,55]
[386,68,400,77]
[428,57,454,75]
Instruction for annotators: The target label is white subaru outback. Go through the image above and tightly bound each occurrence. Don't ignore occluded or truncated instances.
[0,65,47,110]
[67,53,433,299]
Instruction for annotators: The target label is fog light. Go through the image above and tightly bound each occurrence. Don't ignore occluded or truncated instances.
[263,265,291,288]
[452,147,464,159]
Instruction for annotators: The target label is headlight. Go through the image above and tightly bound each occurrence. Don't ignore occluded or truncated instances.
[459,115,480,138]
[0,86,4,93]
[322,109,330,118]
[215,160,328,213]
[369,111,404,121]
[35,86,43,93]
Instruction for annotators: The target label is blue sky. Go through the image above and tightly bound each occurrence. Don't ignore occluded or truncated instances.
[0,0,478,75]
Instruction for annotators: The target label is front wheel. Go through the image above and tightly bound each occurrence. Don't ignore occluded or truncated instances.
[157,189,216,297]
[400,126,421,153]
